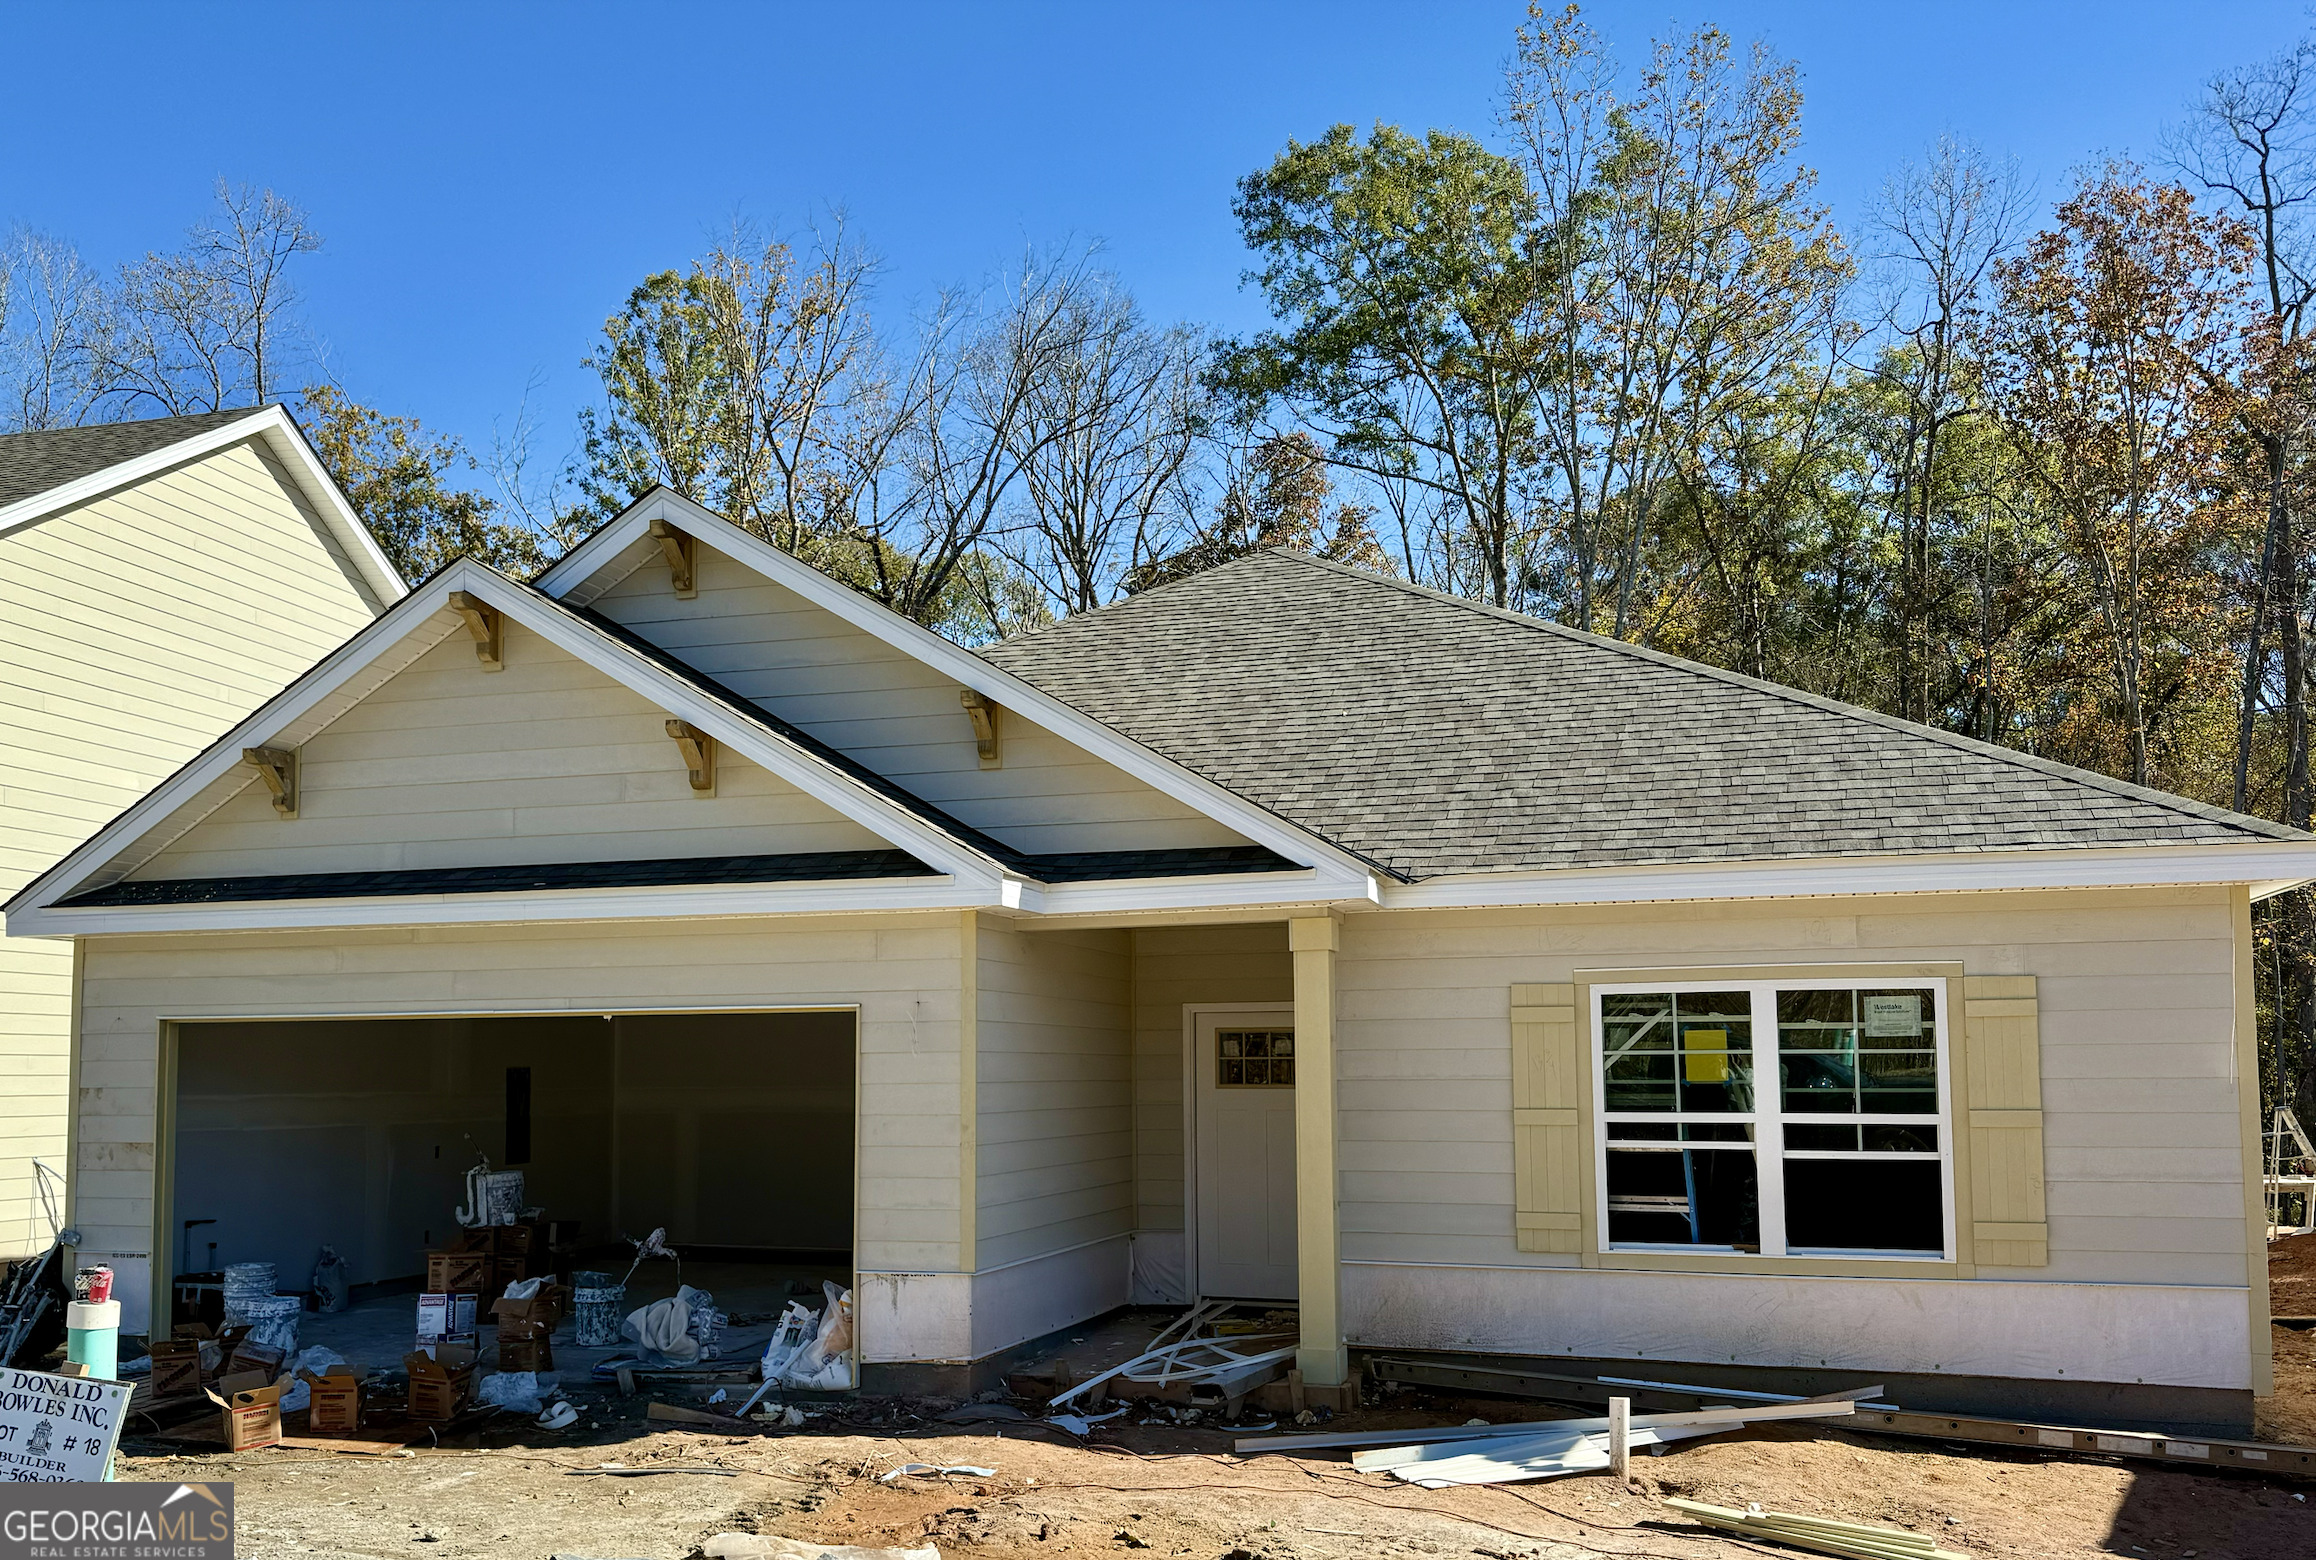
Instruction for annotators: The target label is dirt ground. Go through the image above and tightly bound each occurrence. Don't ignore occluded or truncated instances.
[111,1240,2316,1559]
[119,1377,2316,1560]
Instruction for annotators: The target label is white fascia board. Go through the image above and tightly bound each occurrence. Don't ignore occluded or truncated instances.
[1381,842,2316,911]
[0,406,406,606]
[4,561,1004,919]
[5,873,984,937]
[536,489,1380,883]
[1010,866,1380,918]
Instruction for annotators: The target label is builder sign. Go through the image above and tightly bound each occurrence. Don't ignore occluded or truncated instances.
[0,1368,130,1483]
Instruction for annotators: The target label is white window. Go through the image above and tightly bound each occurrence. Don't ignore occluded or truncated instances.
[1591,978,1953,1260]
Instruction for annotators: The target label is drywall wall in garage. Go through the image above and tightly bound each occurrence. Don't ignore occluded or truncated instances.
[612,1010,854,1251]
[171,1015,615,1288]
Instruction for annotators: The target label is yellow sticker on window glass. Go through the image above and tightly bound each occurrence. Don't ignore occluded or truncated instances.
[1683,1027,1729,1083]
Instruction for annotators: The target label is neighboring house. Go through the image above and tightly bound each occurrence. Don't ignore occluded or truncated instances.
[8,484,2310,1433]
[0,409,403,1257]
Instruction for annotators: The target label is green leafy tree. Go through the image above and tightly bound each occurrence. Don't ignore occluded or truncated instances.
[1216,123,1551,607]
[302,383,550,580]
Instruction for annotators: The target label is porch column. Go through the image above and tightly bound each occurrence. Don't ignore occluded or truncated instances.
[1288,915,1347,1388]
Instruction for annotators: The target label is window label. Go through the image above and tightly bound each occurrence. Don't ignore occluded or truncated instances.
[1861,994,1922,1037]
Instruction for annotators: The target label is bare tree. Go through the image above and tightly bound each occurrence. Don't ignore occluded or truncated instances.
[1872,135,2030,725]
[997,274,1204,614]
[845,252,1109,624]
[0,229,114,431]
[96,182,321,417]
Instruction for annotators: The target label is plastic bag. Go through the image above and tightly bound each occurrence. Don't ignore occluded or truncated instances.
[276,1344,348,1413]
[781,1284,853,1390]
[759,1302,818,1384]
[476,1370,558,1415]
[311,1247,351,1314]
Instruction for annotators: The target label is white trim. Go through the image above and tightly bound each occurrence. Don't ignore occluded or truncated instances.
[1181,1000,1295,1304]
[1008,869,1374,918]
[0,406,406,606]
[3,560,1015,924]
[10,874,985,936]
[537,489,1368,882]
[1383,843,2316,909]
[1587,976,1957,1264]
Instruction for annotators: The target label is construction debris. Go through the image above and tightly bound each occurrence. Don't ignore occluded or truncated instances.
[1048,1300,1295,1410]
[1665,1497,1969,1560]
[877,1462,996,1483]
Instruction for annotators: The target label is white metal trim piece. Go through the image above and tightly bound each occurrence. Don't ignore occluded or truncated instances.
[535,488,1368,880]
[1384,844,2316,909]
[0,405,406,605]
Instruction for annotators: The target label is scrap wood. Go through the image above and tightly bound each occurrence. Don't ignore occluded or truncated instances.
[647,1400,752,1430]
[1048,1317,1295,1410]
[1664,1498,1968,1560]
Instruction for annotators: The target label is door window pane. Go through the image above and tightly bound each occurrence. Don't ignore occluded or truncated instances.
[1218,1030,1294,1087]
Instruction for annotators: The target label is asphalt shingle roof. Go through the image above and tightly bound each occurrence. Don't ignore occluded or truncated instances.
[981,549,2306,881]
[0,410,257,511]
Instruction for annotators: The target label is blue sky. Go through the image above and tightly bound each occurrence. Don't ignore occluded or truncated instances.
[1,1,2304,474]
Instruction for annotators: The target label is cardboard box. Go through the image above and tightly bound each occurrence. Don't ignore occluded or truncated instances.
[491,1253,532,1289]
[300,1365,365,1435]
[426,1249,491,1295]
[226,1338,285,1379]
[494,1222,539,1256]
[447,1228,495,1255]
[146,1338,204,1399]
[404,1344,477,1422]
[416,1292,478,1343]
[207,1371,286,1452]
[490,1294,555,1372]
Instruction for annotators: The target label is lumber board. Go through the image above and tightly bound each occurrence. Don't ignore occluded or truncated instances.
[1849,1407,2316,1478]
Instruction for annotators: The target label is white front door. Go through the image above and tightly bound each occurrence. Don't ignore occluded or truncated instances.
[1194,1007,1298,1300]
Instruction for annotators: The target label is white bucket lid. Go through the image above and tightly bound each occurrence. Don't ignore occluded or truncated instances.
[67,1299,119,1329]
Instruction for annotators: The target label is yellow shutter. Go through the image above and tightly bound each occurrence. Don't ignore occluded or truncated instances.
[1962,975,2048,1267]
[1511,982,1585,1253]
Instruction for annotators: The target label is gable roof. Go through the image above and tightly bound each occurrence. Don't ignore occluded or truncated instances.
[535,485,1384,884]
[982,549,2310,883]
[0,410,254,508]
[3,558,1320,934]
[0,405,405,605]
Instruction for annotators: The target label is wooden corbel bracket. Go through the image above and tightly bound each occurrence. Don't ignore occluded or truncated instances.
[242,745,298,818]
[648,518,697,599]
[665,719,716,794]
[446,590,503,670]
[960,689,1001,769]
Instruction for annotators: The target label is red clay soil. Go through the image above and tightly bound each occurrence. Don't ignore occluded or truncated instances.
[2271,1230,2316,1318]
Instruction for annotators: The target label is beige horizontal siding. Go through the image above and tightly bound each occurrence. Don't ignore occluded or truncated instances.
[589,545,1245,855]
[0,440,384,1257]
[973,920,1131,1268]
[134,623,889,880]
[1127,923,1291,1235]
[75,913,971,1312]
[1327,888,2248,1285]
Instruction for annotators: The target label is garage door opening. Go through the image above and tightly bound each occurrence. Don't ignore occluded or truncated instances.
[164,1009,854,1367]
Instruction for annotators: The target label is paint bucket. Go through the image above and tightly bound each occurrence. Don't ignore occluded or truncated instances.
[221,1262,277,1325]
[66,1298,119,1383]
[240,1293,301,1356]
[572,1271,624,1348]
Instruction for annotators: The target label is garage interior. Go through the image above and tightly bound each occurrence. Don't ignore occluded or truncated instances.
[165,1009,856,1364]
